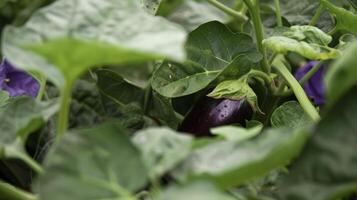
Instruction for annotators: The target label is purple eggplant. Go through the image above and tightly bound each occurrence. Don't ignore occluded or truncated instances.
[178,96,253,137]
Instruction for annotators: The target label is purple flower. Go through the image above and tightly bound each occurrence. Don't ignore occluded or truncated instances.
[0,59,39,97]
[294,61,325,106]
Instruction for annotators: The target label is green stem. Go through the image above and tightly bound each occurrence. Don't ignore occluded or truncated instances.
[328,26,338,35]
[56,82,73,137]
[274,61,320,122]
[6,142,44,175]
[243,0,270,73]
[248,70,272,86]
[207,0,248,22]
[276,61,325,96]
[143,85,152,115]
[15,152,44,175]
[36,77,46,101]
[0,182,38,200]
[309,5,324,26]
[299,61,324,85]
[274,0,283,26]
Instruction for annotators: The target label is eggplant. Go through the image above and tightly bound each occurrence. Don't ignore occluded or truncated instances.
[178,96,254,137]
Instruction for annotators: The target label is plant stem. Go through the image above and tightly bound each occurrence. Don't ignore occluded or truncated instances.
[309,5,324,26]
[299,61,324,85]
[278,61,324,96]
[56,82,73,137]
[274,0,283,26]
[273,61,320,122]
[0,182,38,200]
[36,77,46,101]
[6,142,44,175]
[243,0,270,73]
[248,70,272,86]
[143,84,152,115]
[207,0,248,22]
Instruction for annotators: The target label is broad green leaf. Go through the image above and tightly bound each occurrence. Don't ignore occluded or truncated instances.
[277,86,357,200]
[174,128,309,189]
[141,0,162,15]
[0,97,58,142]
[132,127,192,179]
[152,21,260,98]
[96,69,178,128]
[283,25,332,46]
[274,0,350,32]
[325,41,357,105]
[263,36,340,60]
[2,0,187,88]
[168,0,229,31]
[321,0,357,33]
[37,123,148,200]
[96,69,145,106]
[271,101,312,128]
[147,91,180,128]
[210,122,263,142]
[0,97,58,174]
[157,181,235,200]
[207,76,260,112]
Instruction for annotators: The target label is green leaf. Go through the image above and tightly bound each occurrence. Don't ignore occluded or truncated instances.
[0,91,9,109]
[277,0,332,31]
[277,86,357,200]
[207,76,260,112]
[271,101,312,129]
[264,36,340,60]
[325,41,357,106]
[174,128,309,189]
[321,0,357,33]
[2,0,187,88]
[210,122,263,142]
[37,123,148,200]
[157,181,235,200]
[96,69,145,106]
[152,21,259,98]
[132,127,192,180]
[147,91,180,128]
[141,0,162,15]
[283,25,332,46]
[0,97,58,143]
[264,25,340,60]
[168,0,229,31]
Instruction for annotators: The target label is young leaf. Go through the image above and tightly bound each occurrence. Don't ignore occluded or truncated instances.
[157,181,235,200]
[174,128,309,189]
[210,122,263,142]
[263,36,340,60]
[283,25,332,46]
[2,0,187,88]
[207,76,261,112]
[132,127,193,180]
[271,101,312,128]
[277,86,357,200]
[37,123,148,200]
[152,21,260,98]
[325,41,357,106]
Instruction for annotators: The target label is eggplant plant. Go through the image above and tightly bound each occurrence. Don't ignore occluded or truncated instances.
[0,0,357,199]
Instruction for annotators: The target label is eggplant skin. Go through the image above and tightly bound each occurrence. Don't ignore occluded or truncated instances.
[178,96,253,137]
